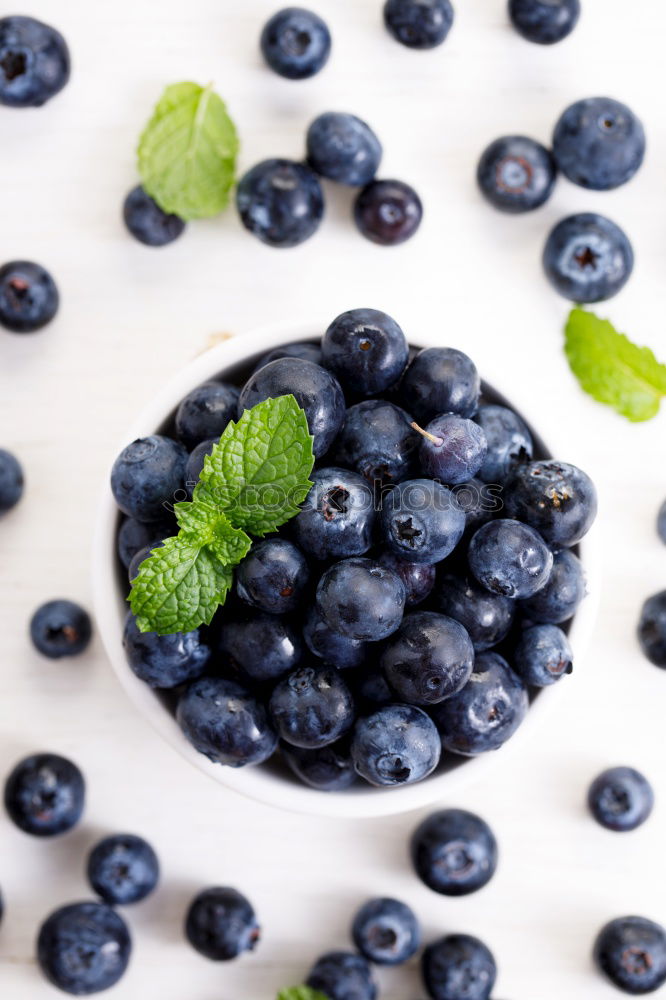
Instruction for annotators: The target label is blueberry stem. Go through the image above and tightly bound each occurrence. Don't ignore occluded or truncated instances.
[411,421,443,446]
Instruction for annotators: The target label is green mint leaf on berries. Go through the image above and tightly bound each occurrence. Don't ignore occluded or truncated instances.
[194,394,315,536]
[137,82,239,221]
[565,307,666,422]
[277,989,329,1000]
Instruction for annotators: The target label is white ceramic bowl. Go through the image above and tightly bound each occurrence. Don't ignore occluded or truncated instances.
[93,321,599,819]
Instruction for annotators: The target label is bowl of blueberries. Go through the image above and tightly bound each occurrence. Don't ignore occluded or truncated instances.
[94,309,598,817]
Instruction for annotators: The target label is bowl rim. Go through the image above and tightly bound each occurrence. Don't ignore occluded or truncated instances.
[92,319,600,819]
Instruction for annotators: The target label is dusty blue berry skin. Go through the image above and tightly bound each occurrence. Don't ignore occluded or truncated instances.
[509,0,580,44]
[400,347,480,423]
[352,897,421,966]
[434,574,514,652]
[307,951,377,1000]
[333,400,419,487]
[5,753,85,837]
[236,159,324,248]
[307,112,382,187]
[260,7,331,80]
[417,414,488,485]
[542,212,634,303]
[175,381,239,449]
[117,515,174,568]
[282,739,357,791]
[351,704,441,786]
[87,834,160,905]
[236,538,309,615]
[380,611,474,706]
[411,809,498,896]
[422,934,497,1000]
[316,557,406,641]
[238,357,345,458]
[594,916,666,995]
[185,438,216,498]
[303,604,368,669]
[432,651,528,756]
[384,0,454,49]
[468,518,553,599]
[111,435,187,522]
[253,342,322,372]
[507,459,597,547]
[217,611,303,682]
[477,135,557,212]
[354,179,423,246]
[553,97,646,190]
[30,600,92,658]
[520,547,586,624]
[514,624,573,686]
[474,404,533,483]
[0,16,70,107]
[0,260,59,332]
[657,501,666,544]
[123,612,211,688]
[185,887,260,960]
[381,479,466,565]
[177,676,278,767]
[588,767,654,833]
[322,308,409,396]
[270,664,355,749]
[378,551,436,607]
[293,467,375,560]
[37,902,131,995]
[0,448,23,512]
[123,186,186,247]
[638,590,666,667]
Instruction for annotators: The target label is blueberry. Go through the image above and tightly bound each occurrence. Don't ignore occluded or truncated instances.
[0,16,69,108]
[350,667,394,709]
[434,574,514,651]
[128,542,166,584]
[638,591,666,667]
[238,357,345,458]
[381,611,474,705]
[452,478,501,535]
[411,808,498,896]
[477,135,557,213]
[378,551,436,606]
[506,459,597,547]
[415,414,488,485]
[175,381,239,450]
[260,7,331,80]
[218,610,303,683]
[588,767,654,833]
[594,916,666,995]
[333,400,419,487]
[293,468,375,561]
[307,951,377,1000]
[0,448,23,512]
[282,738,357,791]
[185,438,217,497]
[111,435,187,522]
[553,97,646,191]
[123,612,210,688]
[270,664,354,748]
[177,676,277,767]
[316,557,406,641]
[253,341,322,372]
[431,651,528,755]
[543,212,634,302]
[509,0,580,44]
[400,347,480,423]
[30,599,92,658]
[236,539,309,614]
[302,604,368,669]
[117,515,174,569]
[381,479,466,564]
[236,159,324,248]
[307,112,382,187]
[354,179,423,246]
[87,834,159,905]
[657,500,666,544]
[0,260,59,332]
[468,518,552,598]
[5,753,84,837]
[520,547,586,624]
[322,308,409,396]
[37,902,131,994]
[422,934,497,1000]
[351,704,441,786]
[473,404,533,483]
[352,897,420,966]
[123,186,186,247]
[185,887,260,960]
[383,0,454,49]
[514,623,573,686]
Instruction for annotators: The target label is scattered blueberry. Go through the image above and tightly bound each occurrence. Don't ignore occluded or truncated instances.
[514,623,573,686]
[0,16,70,108]
[400,347,480,423]
[5,753,84,837]
[411,808,498,896]
[0,260,59,333]
[468,518,553,599]
[322,308,409,396]
[506,459,597,548]
[111,435,187,521]
[37,902,131,995]
[0,448,23,513]
[307,951,377,1000]
[123,186,186,247]
[378,551,436,607]
[30,600,92,659]
[477,135,557,212]
[236,538,309,614]
[553,97,646,191]
[588,767,654,833]
[638,591,666,667]
[253,341,322,372]
[415,414,488,485]
[177,676,278,767]
[434,574,515,651]
[175,381,239,450]
[380,611,474,705]
[594,916,666,995]
[422,933,497,1000]
[520,547,586,624]
[657,500,666,544]
[474,404,533,483]
[87,834,160,905]
[352,897,420,966]
[333,400,419,487]
[509,0,580,44]
[381,478,466,564]
[303,603,368,669]
[351,704,441,786]
[236,159,324,248]
[316,557,406,641]
[383,0,455,49]
[270,665,355,748]
[282,738,357,791]
[354,179,423,246]
[293,467,375,560]
[307,112,382,187]
[260,7,331,80]
[123,612,210,688]
[185,887,260,960]
[542,212,634,303]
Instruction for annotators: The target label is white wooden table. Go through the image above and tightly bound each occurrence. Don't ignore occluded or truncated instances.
[2,1,666,996]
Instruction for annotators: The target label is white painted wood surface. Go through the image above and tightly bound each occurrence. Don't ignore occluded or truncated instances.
[2,0,666,996]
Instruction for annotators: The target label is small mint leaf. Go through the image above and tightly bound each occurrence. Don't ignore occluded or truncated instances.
[173,502,251,563]
[137,82,239,221]
[565,307,666,422]
[277,989,329,1000]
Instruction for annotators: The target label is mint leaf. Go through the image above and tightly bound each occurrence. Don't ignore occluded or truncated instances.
[277,989,329,1000]
[138,82,239,221]
[173,502,252,563]
[564,307,666,422]
[195,394,315,536]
